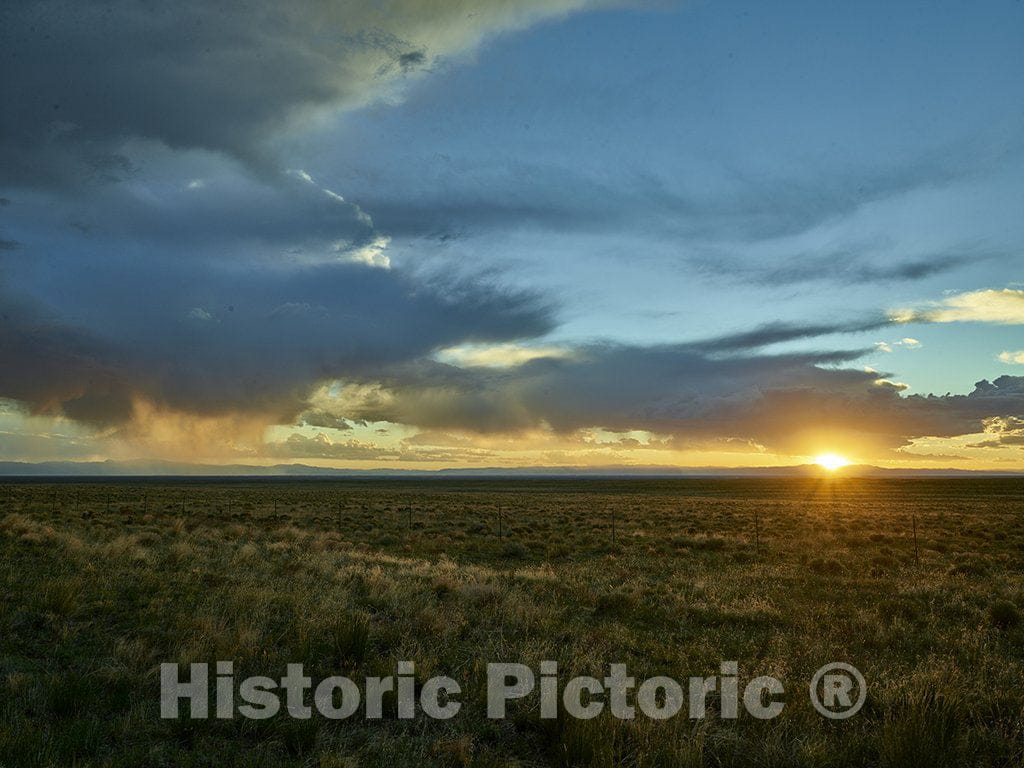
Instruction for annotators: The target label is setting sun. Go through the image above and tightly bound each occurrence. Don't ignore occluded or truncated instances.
[815,453,850,471]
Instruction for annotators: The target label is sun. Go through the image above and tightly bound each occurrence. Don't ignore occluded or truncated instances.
[815,452,850,471]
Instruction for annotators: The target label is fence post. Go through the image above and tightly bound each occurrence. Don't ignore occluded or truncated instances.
[755,510,760,556]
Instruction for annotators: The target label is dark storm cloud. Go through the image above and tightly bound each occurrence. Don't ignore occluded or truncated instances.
[0,0,601,188]
[0,289,135,424]
[10,165,380,258]
[0,262,554,426]
[715,375,1024,455]
[0,0,597,432]
[0,0,615,430]
[331,343,875,435]
[327,339,1024,454]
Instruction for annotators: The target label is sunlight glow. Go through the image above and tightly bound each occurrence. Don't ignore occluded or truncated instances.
[815,453,850,471]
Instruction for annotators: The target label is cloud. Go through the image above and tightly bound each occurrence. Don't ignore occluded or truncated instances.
[298,412,353,431]
[0,401,106,461]
[998,350,1024,365]
[266,432,400,461]
[186,308,216,322]
[435,342,572,368]
[893,288,1024,325]
[0,1,584,441]
[0,0,606,188]
[689,318,889,354]
[341,235,392,269]
[6,154,381,262]
[0,428,100,462]
[2,1,1020,468]
[691,247,986,287]
[356,126,1024,246]
[5,265,1021,461]
[967,416,1024,448]
[263,431,495,464]
[0,126,554,435]
[0,290,136,425]
[875,337,921,353]
[0,262,554,428]
[312,337,1024,456]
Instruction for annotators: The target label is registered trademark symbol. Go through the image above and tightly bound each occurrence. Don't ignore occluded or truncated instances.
[809,662,866,719]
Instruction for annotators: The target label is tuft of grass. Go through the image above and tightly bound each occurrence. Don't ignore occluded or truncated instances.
[878,685,967,768]
[330,615,372,664]
[39,579,83,617]
[459,582,500,607]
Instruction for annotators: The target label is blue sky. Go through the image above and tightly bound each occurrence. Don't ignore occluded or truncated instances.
[1,0,1022,468]
[288,0,1024,392]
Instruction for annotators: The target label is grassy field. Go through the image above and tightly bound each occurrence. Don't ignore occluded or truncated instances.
[1,477,1023,767]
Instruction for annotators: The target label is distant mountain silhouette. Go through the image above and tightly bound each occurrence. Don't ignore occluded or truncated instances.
[0,460,1017,478]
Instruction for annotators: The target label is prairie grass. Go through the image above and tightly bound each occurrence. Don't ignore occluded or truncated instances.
[0,477,1022,766]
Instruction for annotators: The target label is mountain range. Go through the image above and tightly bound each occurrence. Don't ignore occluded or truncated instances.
[0,460,1018,478]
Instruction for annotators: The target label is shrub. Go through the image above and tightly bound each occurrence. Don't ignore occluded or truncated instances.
[808,557,845,575]
[988,600,1020,630]
[593,590,634,619]
[502,541,528,559]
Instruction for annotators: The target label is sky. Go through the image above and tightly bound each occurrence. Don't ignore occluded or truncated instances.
[1,0,1023,470]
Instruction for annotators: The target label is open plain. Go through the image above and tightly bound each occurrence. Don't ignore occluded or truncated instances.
[1,477,1022,767]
